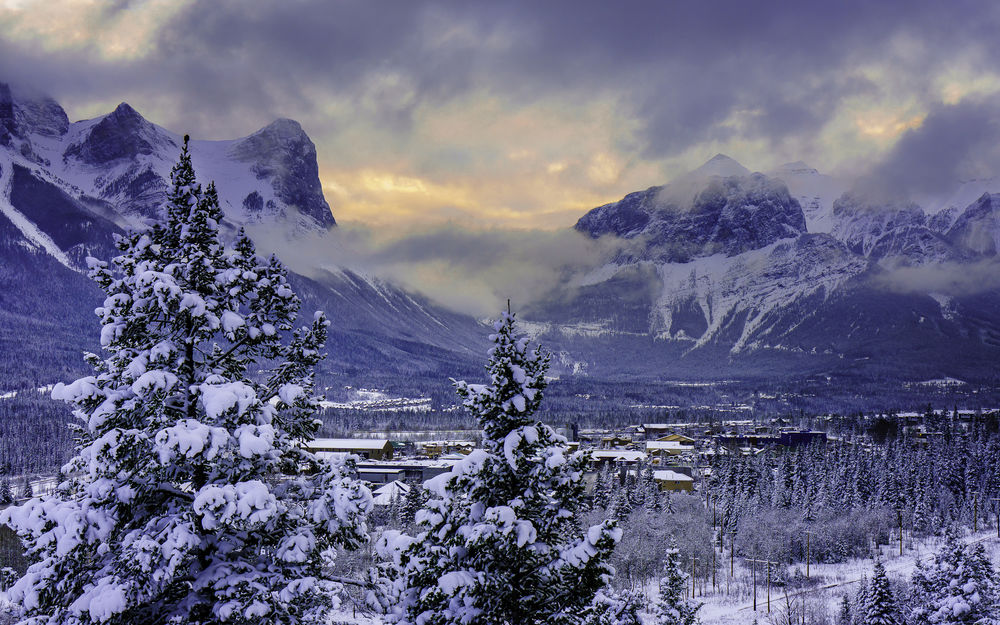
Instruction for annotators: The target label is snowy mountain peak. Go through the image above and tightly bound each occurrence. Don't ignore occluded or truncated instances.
[575,171,806,262]
[946,192,1000,256]
[229,117,335,228]
[64,101,177,166]
[768,161,846,234]
[689,153,750,179]
[0,82,68,139]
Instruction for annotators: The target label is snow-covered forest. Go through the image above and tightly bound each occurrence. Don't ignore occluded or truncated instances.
[1,144,1000,625]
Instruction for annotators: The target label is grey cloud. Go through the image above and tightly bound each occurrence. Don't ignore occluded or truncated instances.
[7,0,1000,164]
[860,95,1000,200]
[246,223,622,317]
[874,258,1000,296]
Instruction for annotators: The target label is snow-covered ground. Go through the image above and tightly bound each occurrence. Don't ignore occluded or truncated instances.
[692,530,1000,625]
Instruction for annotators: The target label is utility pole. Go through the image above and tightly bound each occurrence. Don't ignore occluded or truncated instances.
[974,492,979,533]
[898,509,904,557]
[712,539,717,592]
[730,529,736,577]
[746,558,776,612]
[804,530,816,579]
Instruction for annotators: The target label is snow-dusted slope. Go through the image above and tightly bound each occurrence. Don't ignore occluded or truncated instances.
[768,161,847,233]
[0,81,487,386]
[946,193,1000,256]
[0,158,74,270]
[650,235,867,352]
[529,155,1000,380]
[24,103,335,236]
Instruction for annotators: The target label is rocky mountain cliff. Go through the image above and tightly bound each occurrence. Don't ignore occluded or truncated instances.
[0,82,485,388]
[3,79,1000,390]
[527,155,1000,382]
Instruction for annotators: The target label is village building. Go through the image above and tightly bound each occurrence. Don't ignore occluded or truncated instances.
[307,438,394,460]
[652,469,695,492]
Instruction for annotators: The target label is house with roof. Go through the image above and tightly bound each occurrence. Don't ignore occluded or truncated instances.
[589,449,646,466]
[307,438,394,460]
[653,470,694,492]
[645,440,695,463]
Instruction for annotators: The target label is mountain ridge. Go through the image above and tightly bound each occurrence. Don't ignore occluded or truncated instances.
[0,82,487,391]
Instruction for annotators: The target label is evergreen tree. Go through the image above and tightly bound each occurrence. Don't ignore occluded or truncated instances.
[852,575,869,625]
[653,540,700,625]
[592,465,613,510]
[640,463,661,511]
[581,589,643,625]
[838,594,852,625]
[399,480,426,527]
[0,479,12,505]
[610,487,633,523]
[909,529,1000,624]
[0,137,372,625]
[863,560,899,625]
[375,310,620,625]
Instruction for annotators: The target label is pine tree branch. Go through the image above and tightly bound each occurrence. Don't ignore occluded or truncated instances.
[207,335,250,370]
[156,482,195,501]
[328,575,373,588]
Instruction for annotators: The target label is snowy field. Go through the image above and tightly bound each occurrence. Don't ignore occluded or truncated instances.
[307,530,1000,624]
[693,530,1000,625]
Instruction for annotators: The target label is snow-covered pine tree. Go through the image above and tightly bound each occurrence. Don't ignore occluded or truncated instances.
[374,309,620,625]
[852,575,869,625]
[653,540,700,625]
[909,527,1000,625]
[592,465,613,510]
[0,137,372,625]
[908,527,1000,625]
[581,589,643,625]
[837,594,852,625]
[862,559,899,625]
[398,480,426,528]
[611,487,633,522]
[0,480,12,505]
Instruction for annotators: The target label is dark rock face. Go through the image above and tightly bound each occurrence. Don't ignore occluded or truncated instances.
[243,191,264,213]
[928,206,960,233]
[64,103,176,165]
[867,225,965,266]
[230,119,335,228]
[13,91,68,138]
[0,83,14,146]
[9,164,122,266]
[575,173,806,262]
[947,193,1000,256]
[830,194,927,256]
[575,186,659,239]
[0,82,68,159]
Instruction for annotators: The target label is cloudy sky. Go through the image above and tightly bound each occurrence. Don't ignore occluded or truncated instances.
[2,0,1000,233]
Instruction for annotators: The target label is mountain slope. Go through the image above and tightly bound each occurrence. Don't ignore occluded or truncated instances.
[0,82,486,390]
[530,156,1000,381]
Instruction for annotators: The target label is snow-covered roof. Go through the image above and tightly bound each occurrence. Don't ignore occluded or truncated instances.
[589,450,646,462]
[646,441,693,450]
[308,438,390,450]
[372,480,411,505]
[653,470,693,482]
